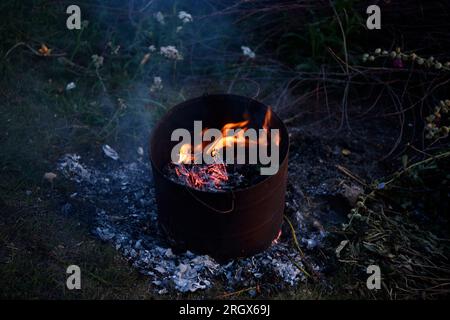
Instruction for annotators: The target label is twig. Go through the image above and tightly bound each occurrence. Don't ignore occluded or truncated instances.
[283,215,313,279]
[383,150,450,186]
[139,0,154,13]
[336,165,368,187]
[216,286,256,299]
[283,215,304,257]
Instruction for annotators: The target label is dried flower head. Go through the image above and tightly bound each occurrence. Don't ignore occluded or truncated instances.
[425,99,450,139]
[91,54,104,68]
[160,46,183,60]
[241,46,256,59]
[178,11,193,24]
[362,48,450,72]
[154,11,165,25]
[150,76,163,92]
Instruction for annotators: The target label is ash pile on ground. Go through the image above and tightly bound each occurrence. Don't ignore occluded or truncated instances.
[56,152,321,295]
[55,126,390,295]
[58,149,330,294]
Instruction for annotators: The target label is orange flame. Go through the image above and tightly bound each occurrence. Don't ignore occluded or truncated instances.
[261,107,280,146]
[174,107,278,190]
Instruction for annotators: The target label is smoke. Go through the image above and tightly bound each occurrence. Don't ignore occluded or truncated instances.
[76,0,294,159]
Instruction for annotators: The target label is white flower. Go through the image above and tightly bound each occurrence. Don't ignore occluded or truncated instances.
[91,54,104,68]
[66,82,76,91]
[160,45,183,60]
[148,45,156,52]
[241,46,255,59]
[150,76,163,92]
[178,11,193,24]
[153,76,162,86]
[154,11,165,25]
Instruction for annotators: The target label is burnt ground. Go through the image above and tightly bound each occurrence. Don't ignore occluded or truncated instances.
[283,118,398,274]
[1,112,401,299]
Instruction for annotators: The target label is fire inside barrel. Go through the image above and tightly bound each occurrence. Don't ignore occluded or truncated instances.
[165,107,280,192]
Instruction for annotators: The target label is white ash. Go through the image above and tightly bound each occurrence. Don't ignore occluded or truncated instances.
[56,153,320,294]
[102,144,120,160]
[58,154,95,183]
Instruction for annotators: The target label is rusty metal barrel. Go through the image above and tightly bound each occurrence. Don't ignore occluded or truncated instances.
[149,94,289,260]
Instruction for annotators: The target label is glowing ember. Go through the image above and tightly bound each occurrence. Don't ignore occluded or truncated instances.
[272,229,282,245]
[171,107,278,191]
[174,157,228,190]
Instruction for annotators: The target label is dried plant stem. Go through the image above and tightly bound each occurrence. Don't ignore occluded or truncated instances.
[283,215,313,279]
[216,286,257,299]
[383,150,450,186]
[336,165,368,187]
[4,42,66,59]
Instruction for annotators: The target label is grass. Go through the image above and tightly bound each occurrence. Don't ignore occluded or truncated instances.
[0,0,170,299]
[0,197,157,299]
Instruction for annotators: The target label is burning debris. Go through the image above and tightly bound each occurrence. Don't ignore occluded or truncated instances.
[165,162,242,191]
[56,152,319,294]
[165,162,267,192]
[166,107,278,191]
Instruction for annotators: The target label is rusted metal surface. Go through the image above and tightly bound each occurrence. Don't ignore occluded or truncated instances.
[149,94,289,260]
